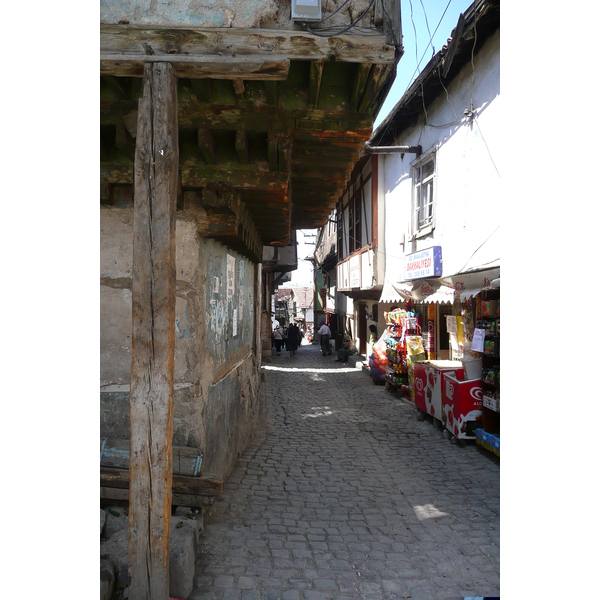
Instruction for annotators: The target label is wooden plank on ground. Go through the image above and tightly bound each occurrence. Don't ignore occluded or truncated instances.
[129,61,179,600]
[102,486,219,508]
[100,438,203,476]
[101,467,223,496]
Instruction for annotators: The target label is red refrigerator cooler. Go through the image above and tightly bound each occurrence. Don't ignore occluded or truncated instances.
[413,360,464,422]
[441,372,483,439]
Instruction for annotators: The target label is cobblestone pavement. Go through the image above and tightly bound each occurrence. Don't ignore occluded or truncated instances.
[191,343,500,600]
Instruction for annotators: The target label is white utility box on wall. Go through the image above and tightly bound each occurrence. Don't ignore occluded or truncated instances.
[292,0,322,21]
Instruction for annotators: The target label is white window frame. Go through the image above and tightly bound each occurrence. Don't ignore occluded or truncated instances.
[411,152,436,239]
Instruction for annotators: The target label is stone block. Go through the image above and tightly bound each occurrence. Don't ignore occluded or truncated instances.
[100,528,128,585]
[169,523,196,599]
[103,506,128,540]
[100,559,115,600]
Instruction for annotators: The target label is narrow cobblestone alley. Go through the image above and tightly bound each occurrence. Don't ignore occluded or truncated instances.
[191,343,500,600]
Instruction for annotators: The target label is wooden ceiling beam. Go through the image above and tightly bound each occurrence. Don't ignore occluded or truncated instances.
[308,60,325,109]
[350,63,372,112]
[102,100,373,136]
[101,56,291,80]
[181,164,289,191]
[100,26,396,65]
[358,63,395,114]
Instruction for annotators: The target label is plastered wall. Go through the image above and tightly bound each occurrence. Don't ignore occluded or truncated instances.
[101,0,374,29]
[100,206,262,478]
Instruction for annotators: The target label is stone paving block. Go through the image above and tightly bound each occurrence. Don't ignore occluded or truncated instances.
[189,344,499,599]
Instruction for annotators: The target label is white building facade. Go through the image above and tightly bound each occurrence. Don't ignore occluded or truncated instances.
[375,0,500,358]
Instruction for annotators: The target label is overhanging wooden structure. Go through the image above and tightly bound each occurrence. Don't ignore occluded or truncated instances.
[101,18,402,253]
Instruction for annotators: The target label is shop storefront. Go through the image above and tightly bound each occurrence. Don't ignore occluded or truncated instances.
[378,264,500,451]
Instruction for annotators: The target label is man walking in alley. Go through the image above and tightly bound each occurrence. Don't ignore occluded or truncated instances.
[318,320,332,356]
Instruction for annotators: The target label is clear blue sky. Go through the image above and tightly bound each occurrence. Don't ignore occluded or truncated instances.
[374,0,475,129]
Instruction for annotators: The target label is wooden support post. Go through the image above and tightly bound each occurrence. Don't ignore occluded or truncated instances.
[128,61,179,600]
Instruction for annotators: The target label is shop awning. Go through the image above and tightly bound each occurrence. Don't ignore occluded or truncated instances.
[379,279,455,304]
[440,267,500,301]
[380,267,500,305]
[379,279,412,304]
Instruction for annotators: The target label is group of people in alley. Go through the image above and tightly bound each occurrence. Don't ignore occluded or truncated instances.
[272,318,360,363]
[272,320,303,356]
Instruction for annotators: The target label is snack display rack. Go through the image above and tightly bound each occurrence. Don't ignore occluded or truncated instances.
[382,309,423,397]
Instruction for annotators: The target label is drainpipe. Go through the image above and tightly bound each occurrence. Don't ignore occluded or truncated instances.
[363,141,422,156]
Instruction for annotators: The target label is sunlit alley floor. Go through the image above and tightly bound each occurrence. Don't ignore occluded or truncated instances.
[191,341,500,599]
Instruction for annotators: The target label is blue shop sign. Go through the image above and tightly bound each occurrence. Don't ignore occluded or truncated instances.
[405,246,442,280]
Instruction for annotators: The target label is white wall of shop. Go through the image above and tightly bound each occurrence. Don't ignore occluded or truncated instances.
[383,28,500,283]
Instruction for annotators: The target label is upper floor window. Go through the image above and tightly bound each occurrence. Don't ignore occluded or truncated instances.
[412,154,436,237]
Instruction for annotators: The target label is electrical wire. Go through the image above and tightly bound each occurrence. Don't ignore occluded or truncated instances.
[437,60,458,121]
[307,0,376,37]
[404,0,453,94]
[320,0,353,23]
[418,0,434,57]
[470,8,478,112]
[407,0,428,142]
[454,225,500,275]
[473,115,500,177]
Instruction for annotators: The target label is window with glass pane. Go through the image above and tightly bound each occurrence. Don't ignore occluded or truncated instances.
[414,157,435,231]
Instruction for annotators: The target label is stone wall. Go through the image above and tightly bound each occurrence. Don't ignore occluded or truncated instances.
[100,206,262,478]
[100,0,375,29]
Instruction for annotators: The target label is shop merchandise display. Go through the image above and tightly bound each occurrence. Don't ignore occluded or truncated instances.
[369,338,387,385]
[472,290,500,455]
[380,308,426,396]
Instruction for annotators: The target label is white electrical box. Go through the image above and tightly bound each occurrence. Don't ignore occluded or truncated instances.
[292,0,322,22]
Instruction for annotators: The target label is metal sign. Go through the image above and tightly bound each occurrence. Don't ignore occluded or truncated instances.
[405,246,442,280]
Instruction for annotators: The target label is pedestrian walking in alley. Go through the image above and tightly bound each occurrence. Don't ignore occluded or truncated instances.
[287,321,300,356]
[318,320,332,356]
[273,323,284,355]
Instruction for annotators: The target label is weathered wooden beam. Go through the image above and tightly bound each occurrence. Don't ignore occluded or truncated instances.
[102,487,219,509]
[181,164,289,191]
[358,63,394,114]
[100,25,396,65]
[235,131,249,165]
[198,129,216,165]
[308,60,325,108]
[232,78,245,96]
[101,56,291,80]
[350,63,372,112]
[101,467,222,497]
[103,100,374,136]
[129,62,179,600]
[100,160,134,184]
